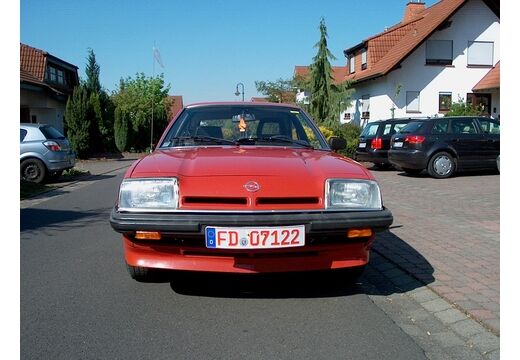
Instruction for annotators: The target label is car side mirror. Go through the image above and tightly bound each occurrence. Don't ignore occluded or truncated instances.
[328,136,346,151]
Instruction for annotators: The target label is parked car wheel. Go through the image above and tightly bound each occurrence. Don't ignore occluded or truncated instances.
[402,168,423,175]
[21,158,46,183]
[428,152,455,178]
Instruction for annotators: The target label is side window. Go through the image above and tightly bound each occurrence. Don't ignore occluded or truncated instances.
[477,118,500,134]
[20,129,28,142]
[451,119,478,135]
[382,124,392,135]
[431,119,449,134]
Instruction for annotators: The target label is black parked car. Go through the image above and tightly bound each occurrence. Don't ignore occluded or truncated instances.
[388,116,500,178]
[355,118,416,168]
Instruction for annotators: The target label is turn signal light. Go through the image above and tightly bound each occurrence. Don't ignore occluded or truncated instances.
[135,231,161,240]
[347,228,373,238]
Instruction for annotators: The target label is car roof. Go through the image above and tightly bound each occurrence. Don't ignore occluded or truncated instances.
[185,102,301,110]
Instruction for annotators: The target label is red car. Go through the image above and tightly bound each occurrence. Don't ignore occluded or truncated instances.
[110,103,393,281]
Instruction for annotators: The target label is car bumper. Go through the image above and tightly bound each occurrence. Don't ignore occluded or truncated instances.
[355,150,389,164]
[110,208,393,273]
[46,152,76,172]
[388,149,428,169]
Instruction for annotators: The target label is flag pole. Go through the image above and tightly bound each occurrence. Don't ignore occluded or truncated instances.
[150,41,155,153]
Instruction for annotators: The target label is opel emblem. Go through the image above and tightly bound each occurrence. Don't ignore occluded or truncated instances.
[244,181,260,192]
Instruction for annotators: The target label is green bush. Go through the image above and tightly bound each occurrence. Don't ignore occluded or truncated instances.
[321,122,361,158]
[114,107,130,152]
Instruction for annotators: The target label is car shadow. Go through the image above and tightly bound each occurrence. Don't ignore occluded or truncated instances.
[20,207,111,232]
[46,174,116,185]
[144,230,435,299]
[396,168,499,178]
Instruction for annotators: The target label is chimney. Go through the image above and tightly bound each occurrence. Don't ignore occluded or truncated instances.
[403,1,426,22]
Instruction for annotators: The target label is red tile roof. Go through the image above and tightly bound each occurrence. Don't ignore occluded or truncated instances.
[168,95,184,119]
[294,65,348,84]
[472,61,500,91]
[20,43,47,81]
[250,97,270,102]
[344,0,468,83]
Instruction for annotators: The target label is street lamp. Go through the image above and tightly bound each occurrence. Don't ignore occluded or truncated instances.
[235,83,245,102]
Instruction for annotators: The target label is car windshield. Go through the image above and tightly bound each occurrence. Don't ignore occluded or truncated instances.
[159,105,328,150]
[398,121,426,134]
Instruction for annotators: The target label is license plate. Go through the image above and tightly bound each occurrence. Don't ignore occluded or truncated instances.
[359,142,366,148]
[205,225,305,249]
[393,142,403,148]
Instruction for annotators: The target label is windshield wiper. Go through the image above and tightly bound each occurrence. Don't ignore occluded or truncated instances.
[259,135,314,149]
[170,136,236,146]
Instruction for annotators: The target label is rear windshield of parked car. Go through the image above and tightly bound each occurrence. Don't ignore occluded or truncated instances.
[40,126,65,140]
[360,123,379,137]
[399,121,426,134]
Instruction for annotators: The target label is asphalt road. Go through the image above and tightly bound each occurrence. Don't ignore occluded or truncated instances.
[21,168,427,360]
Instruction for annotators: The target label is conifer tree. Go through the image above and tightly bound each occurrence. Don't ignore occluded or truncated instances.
[65,85,91,158]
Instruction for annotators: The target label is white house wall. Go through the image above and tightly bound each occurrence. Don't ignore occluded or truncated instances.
[343,0,499,125]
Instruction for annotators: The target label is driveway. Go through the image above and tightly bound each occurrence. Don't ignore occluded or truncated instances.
[369,166,500,334]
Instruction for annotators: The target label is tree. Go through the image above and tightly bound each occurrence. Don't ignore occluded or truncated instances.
[111,73,172,151]
[65,86,91,158]
[84,48,115,153]
[255,78,296,103]
[309,18,336,123]
[114,106,130,152]
[307,18,355,126]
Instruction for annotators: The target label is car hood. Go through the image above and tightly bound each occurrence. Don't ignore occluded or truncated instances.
[130,146,371,180]
[127,147,373,209]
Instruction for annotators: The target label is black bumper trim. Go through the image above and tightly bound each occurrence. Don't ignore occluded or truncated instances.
[109,207,393,235]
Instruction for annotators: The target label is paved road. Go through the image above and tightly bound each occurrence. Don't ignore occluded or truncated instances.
[21,167,426,360]
[20,159,500,359]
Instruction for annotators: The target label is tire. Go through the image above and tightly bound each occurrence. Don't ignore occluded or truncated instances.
[427,152,455,178]
[126,264,152,282]
[402,168,423,175]
[21,158,46,183]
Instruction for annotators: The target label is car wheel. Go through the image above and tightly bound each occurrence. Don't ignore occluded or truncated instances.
[21,158,46,183]
[126,264,152,282]
[428,152,455,178]
[402,168,423,175]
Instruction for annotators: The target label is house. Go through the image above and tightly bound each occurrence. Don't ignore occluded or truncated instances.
[341,0,500,126]
[20,43,79,133]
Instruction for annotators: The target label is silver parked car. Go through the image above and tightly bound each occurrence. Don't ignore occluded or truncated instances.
[20,123,76,183]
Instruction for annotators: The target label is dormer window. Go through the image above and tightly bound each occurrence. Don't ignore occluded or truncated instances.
[349,56,355,74]
[46,65,66,85]
[361,50,367,70]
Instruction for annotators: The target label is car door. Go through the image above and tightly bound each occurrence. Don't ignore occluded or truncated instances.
[475,117,500,166]
[448,118,483,168]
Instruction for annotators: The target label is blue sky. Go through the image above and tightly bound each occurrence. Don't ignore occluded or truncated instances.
[20,0,438,104]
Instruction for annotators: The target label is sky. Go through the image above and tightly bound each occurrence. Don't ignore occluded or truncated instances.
[19,0,441,105]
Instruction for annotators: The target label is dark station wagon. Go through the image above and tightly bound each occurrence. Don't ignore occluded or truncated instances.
[354,118,416,168]
[388,116,500,178]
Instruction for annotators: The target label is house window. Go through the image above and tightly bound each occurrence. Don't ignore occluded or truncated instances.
[361,95,370,119]
[57,69,65,85]
[439,92,452,112]
[349,56,355,74]
[467,41,493,66]
[48,66,57,82]
[406,91,420,112]
[467,93,491,115]
[426,40,453,65]
[361,50,367,70]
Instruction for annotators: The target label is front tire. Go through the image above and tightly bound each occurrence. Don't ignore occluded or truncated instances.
[428,152,455,178]
[21,158,46,183]
[127,264,152,282]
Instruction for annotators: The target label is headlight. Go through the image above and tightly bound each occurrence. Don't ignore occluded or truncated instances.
[118,178,179,211]
[326,179,382,210]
